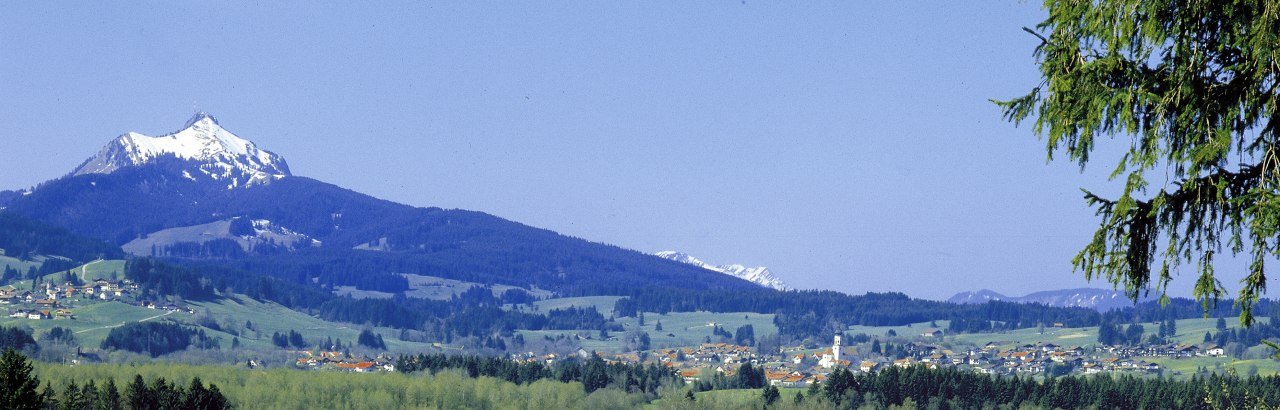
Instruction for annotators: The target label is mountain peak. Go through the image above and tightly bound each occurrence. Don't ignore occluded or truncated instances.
[183,112,220,129]
[72,114,291,188]
[655,250,789,291]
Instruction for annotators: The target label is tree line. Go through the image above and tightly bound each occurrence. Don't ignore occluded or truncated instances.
[797,365,1280,409]
[395,352,683,396]
[0,348,227,410]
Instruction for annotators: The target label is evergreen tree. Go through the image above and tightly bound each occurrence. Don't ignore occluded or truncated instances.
[77,381,96,410]
[735,363,763,389]
[998,0,1280,326]
[288,330,306,349]
[761,384,780,406]
[98,379,121,410]
[125,375,151,410]
[734,324,755,346]
[40,382,56,410]
[58,380,90,410]
[0,349,42,410]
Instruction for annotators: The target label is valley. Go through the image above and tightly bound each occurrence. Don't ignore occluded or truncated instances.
[0,111,1275,409]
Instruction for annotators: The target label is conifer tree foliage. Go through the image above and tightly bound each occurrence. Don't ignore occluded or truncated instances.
[0,349,41,410]
[998,0,1280,325]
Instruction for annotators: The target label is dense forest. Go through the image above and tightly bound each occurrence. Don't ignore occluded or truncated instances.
[0,326,38,353]
[100,322,219,357]
[0,211,123,263]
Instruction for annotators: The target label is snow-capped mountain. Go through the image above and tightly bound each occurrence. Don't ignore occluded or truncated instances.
[947,288,1157,311]
[655,251,789,290]
[72,113,290,188]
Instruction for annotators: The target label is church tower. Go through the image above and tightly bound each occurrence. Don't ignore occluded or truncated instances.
[833,333,842,360]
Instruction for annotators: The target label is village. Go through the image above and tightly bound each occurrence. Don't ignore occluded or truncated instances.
[1,278,1239,380]
[509,330,1232,388]
[291,350,398,373]
[0,277,201,321]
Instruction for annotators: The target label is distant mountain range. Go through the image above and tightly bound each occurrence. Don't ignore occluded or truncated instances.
[653,251,789,290]
[947,288,1158,311]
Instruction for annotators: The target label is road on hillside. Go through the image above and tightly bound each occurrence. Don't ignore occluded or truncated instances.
[74,309,176,334]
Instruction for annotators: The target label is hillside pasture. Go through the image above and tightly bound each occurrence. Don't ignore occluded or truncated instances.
[846,317,1270,352]
[0,301,171,347]
[1146,356,1280,377]
[532,296,624,316]
[618,311,778,349]
[0,253,40,273]
[187,296,440,353]
[517,310,777,353]
[345,273,559,301]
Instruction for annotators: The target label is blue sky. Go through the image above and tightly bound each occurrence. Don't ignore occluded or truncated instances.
[0,2,1231,299]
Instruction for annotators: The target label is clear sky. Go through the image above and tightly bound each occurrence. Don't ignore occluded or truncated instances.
[0,2,1237,300]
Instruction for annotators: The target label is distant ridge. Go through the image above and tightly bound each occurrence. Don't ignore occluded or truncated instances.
[654,251,789,290]
[947,287,1157,311]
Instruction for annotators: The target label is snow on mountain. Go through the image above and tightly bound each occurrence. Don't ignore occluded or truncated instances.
[947,288,1157,311]
[655,251,789,290]
[73,113,290,188]
[121,217,318,256]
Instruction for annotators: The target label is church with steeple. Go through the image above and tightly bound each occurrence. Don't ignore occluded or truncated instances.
[819,333,849,369]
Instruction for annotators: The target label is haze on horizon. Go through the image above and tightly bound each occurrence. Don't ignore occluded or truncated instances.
[0,2,1239,300]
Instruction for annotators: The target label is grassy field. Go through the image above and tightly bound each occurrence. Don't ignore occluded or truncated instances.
[532,296,625,316]
[619,311,778,349]
[0,253,41,272]
[0,293,442,354]
[847,320,951,340]
[60,259,126,281]
[16,259,127,288]
[0,301,172,347]
[1146,355,1280,377]
[1169,316,1265,344]
[336,273,556,301]
[855,317,1274,351]
[186,296,440,352]
[517,309,777,353]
